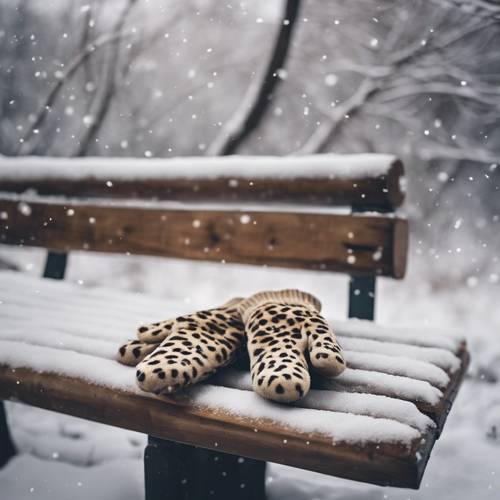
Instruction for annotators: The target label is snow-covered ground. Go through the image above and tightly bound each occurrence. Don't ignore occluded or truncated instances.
[0,246,499,500]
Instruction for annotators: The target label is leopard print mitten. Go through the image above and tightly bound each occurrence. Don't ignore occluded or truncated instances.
[117,298,243,366]
[118,298,245,395]
[117,339,162,366]
[238,290,346,403]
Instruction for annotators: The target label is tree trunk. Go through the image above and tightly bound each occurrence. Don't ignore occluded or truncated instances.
[207,0,301,156]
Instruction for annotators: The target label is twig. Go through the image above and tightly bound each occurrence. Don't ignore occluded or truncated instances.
[74,0,138,156]
[16,30,134,155]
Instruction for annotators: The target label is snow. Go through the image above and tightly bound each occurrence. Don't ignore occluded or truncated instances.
[0,341,422,446]
[0,269,442,447]
[0,270,459,413]
[337,336,461,372]
[332,319,464,353]
[0,339,387,448]
[0,270,462,357]
[10,406,144,466]
[0,255,497,499]
[0,153,397,181]
[0,340,138,393]
[0,344,400,447]
[326,368,443,405]
[211,370,434,431]
[0,455,143,500]
[0,269,439,437]
[185,385,421,445]
[8,404,145,466]
[342,350,450,388]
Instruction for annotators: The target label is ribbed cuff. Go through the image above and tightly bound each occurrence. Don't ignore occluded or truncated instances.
[237,289,321,323]
[220,297,245,309]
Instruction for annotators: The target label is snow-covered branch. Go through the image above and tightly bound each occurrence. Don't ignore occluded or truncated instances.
[377,82,500,109]
[419,142,500,164]
[16,25,136,155]
[297,1,499,164]
[206,0,301,156]
[74,0,138,156]
[296,78,378,154]
[429,0,500,19]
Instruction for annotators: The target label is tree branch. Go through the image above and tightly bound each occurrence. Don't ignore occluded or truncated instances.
[377,82,500,108]
[74,0,138,156]
[206,0,301,156]
[297,6,498,155]
[419,141,500,164]
[16,30,134,155]
[297,78,378,154]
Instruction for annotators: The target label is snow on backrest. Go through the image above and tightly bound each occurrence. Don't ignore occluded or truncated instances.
[0,154,397,181]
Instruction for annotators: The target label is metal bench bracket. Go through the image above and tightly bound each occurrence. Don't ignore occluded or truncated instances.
[145,436,266,500]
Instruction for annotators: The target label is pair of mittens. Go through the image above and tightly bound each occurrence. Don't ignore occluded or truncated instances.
[237,290,346,403]
[118,298,245,394]
[117,290,346,404]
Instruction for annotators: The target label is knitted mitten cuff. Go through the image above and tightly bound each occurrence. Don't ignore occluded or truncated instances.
[237,289,321,324]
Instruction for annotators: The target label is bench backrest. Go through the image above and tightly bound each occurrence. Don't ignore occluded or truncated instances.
[0,154,408,319]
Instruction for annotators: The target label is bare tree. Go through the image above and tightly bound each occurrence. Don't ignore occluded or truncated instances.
[297,5,500,163]
[16,31,135,155]
[207,0,301,156]
[0,0,29,154]
[75,0,138,156]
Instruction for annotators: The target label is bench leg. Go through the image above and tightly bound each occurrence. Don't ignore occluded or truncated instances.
[0,401,16,468]
[43,251,68,280]
[144,436,266,500]
[348,276,375,320]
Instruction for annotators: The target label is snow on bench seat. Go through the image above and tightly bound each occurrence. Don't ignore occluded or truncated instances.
[0,271,468,488]
[332,319,464,353]
[340,351,450,388]
[336,336,461,373]
[0,271,465,421]
[0,340,420,446]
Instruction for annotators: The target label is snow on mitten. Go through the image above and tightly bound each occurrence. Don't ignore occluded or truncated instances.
[132,298,245,394]
[238,290,346,403]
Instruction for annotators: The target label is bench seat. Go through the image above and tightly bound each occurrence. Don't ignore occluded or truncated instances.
[0,271,468,489]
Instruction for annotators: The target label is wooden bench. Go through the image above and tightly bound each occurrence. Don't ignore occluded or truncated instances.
[0,154,468,499]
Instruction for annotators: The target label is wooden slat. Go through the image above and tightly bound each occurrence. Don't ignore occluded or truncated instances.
[316,349,469,432]
[0,271,469,488]
[433,348,469,434]
[0,198,408,278]
[0,159,405,210]
[0,365,429,488]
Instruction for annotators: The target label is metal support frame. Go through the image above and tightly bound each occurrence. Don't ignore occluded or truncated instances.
[0,401,16,468]
[43,251,68,280]
[347,204,381,321]
[145,436,267,500]
[348,276,375,320]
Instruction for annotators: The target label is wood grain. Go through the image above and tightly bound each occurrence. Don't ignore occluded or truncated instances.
[0,160,405,210]
[0,365,426,488]
[0,198,408,278]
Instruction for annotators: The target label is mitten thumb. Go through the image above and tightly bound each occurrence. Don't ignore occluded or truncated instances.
[304,317,346,377]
